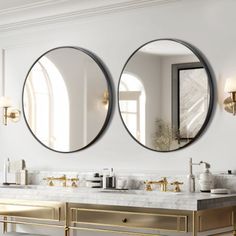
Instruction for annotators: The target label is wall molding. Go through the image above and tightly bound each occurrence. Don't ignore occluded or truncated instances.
[0,0,67,15]
[0,0,181,33]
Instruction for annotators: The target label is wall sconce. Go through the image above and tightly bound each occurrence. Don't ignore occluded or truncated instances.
[224,77,236,115]
[102,90,109,106]
[0,96,21,125]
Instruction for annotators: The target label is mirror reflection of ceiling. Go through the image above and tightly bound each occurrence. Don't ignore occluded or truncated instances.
[23,47,112,153]
[119,39,213,152]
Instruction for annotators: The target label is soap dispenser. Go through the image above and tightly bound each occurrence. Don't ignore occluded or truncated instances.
[199,161,214,192]
[109,168,116,188]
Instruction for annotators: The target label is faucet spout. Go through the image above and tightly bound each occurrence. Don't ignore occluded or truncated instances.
[188,158,201,193]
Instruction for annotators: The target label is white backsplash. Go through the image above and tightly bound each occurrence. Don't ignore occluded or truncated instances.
[24,170,236,193]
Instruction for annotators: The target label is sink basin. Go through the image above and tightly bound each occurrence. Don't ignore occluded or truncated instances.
[99,189,184,195]
[99,189,132,194]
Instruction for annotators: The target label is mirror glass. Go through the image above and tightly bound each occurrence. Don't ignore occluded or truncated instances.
[118,39,213,152]
[23,47,112,153]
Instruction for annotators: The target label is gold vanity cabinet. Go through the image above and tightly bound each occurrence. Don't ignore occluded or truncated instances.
[196,206,234,233]
[67,203,236,236]
[0,199,66,233]
[68,203,192,235]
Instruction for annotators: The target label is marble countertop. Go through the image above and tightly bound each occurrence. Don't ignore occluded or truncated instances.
[0,185,235,211]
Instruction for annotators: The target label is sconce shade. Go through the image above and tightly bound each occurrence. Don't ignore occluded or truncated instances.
[224,78,236,115]
[0,96,12,108]
[224,77,236,93]
[102,90,109,105]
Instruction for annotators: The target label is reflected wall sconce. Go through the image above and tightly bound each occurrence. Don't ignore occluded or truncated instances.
[224,77,236,115]
[102,90,109,106]
[0,49,21,125]
[0,96,21,125]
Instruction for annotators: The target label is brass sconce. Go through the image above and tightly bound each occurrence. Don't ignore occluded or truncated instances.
[224,77,236,115]
[102,90,109,106]
[0,49,21,125]
[0,96,21,125]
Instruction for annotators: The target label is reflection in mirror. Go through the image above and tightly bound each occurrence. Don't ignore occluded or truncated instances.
[119,39,213,152]
[23,47,112,153]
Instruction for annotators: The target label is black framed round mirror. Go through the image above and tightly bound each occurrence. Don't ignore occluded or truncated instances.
[23,46,113,153]
[118,39,214,152]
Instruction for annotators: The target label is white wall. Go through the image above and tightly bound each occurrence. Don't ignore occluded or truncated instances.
[123,51,161,148]
[0,0,235,174]
[46,48,108,150]
[160,54,198,121]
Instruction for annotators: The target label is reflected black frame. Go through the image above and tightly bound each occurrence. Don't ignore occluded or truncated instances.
[22,46,113,153]
[118,39,214,152]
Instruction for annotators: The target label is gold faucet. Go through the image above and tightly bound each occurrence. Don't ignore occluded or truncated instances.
[170,181,183,192]
[43,175,67,187]
[60,175,67,187]
[44,175,79,187]
[144,181,153,191]
[144,177,168,192]
[68,178,79,188]
[156,177,168,192]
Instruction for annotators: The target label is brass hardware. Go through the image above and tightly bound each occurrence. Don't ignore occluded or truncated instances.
[69,226,162,236]
[71,180,77,188]
[64,202,69,236]
[197,207,234,232]
[170,181,183,192]
[144,177,168,192]
[0,200,65,235]
[224,96,236,115]
[156,177,168,192]
[144,181,152,191]
[224,78,236,115]
[57,175,67,187]
[2,107,21,125]
[0,200,63,221]
[68,178,79,188]
[0,199,234,236]
[102,90,109,105]
[70,206,188,233]
[43,175,79,187]
[48,180,54,186]
[192,211,197,236]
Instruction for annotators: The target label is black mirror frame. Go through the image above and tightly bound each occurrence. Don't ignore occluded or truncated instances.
[22,46,113,153]
[117,38,214,152]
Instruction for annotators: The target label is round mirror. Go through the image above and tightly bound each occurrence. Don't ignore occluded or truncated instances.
[118,39,214,152]
[23,47,113,153]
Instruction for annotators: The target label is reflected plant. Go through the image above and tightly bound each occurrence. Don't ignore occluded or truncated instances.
[153,119,178,151]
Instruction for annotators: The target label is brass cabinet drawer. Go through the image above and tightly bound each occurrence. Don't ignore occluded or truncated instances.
[70,207,188,232]
[0,199,64,221]
[197,207,233,232]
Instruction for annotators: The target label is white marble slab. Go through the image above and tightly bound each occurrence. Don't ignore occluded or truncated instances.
[0,186,235,211]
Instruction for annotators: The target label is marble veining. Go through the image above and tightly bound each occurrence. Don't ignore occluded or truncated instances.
[0,186,235,211]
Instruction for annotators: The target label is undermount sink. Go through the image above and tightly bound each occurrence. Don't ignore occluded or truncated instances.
[99,189,132,194]
[0,185,184,195]
[99,189,183,195]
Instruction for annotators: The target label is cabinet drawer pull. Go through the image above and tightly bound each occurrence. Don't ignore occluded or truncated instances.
[122,218,128,223]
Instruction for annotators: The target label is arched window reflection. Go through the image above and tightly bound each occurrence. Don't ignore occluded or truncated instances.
[119,73,146,144]
[24,57,69,150]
